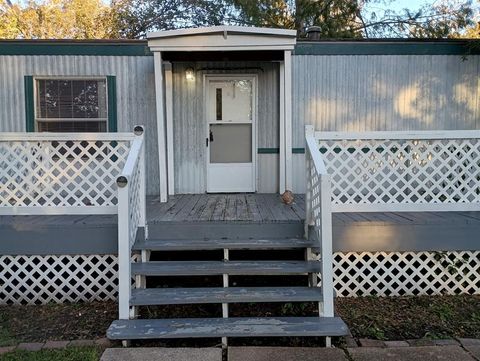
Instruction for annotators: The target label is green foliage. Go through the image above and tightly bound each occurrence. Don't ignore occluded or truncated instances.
[110,0,233,38]
[226,0,475,39]
[0,0,117,39]
[280,302,309,316]
[0,311,15,348]
[430,302,454,323]
[226,0,362,38]
[0,347,100,361]
[365,324,386,340]
[0,0,477,39]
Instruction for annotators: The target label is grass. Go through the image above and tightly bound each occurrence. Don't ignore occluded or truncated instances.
[0,347,100,361]
[0,302,116,344]
[336,294,480,340]
[0,311,15,347]
[0,295,479,348]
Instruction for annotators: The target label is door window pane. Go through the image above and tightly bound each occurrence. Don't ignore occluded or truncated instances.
[216,88,222,121]
[210,124,252,163]
[209,80,252,122]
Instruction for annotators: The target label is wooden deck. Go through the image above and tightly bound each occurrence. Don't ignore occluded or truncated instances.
[146,194,305,223]
[1,193,480,254]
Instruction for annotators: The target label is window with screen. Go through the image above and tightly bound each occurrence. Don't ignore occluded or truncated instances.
[35,78,108,132]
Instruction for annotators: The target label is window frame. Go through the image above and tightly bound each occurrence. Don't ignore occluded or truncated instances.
[33,76,110,132]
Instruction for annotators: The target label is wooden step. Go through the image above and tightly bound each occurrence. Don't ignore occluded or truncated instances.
[130,287,322,305]
[131,261,321,276]
[133,238,315,251]
[107,317,349,340]
[147,222,304,240]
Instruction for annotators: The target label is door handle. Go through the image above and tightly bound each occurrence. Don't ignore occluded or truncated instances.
[209,130,214,142]
[206,137,209,147]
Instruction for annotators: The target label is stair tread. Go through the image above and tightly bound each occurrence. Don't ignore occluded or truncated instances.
[131,261,321,276]
[130,287,322,305]
[107,317,348,339]
[133,238,315,251]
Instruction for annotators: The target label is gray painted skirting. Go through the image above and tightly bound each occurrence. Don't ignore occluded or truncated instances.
[0,224,117,255]
[1,216,479,255]
[332,223,480,253]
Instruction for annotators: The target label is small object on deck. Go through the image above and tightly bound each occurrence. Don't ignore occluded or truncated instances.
[281,190,294,205]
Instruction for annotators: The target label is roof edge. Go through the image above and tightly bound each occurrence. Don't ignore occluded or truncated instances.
[147,26,297,39]
[0,40,151,56]
[295,40,480,55]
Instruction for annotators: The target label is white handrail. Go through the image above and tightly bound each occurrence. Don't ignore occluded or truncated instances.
[305,124,334,318]
[116,126,146,320]
[315,130,480,140]
[305,130,328,175]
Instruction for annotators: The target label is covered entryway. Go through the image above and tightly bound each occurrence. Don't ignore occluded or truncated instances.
[147,26,297,202]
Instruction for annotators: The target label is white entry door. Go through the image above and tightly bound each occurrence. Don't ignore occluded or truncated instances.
[206,76,256,193]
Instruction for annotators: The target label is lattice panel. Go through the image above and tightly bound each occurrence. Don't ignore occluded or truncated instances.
[128,153,142,246]
[318,138,480,208]
[0,255,118,305]
[0,140,131,208]
[333,251,480,297]
[306,154,323,232]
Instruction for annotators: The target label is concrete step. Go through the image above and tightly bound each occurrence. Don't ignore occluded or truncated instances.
[133,238,315,251]
[131,261,321,276]
[130,287,323,305]
[107,317,349,340]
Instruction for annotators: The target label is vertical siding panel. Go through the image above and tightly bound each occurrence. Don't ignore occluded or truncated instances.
[292,54,480,147]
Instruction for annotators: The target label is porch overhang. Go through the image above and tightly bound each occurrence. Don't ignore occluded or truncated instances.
[147,26,297,52]
[148,26,297,202]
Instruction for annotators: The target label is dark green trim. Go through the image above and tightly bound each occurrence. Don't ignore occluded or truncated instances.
[107,76,117,132]
[24,76,35,132]
[0,41,151,56]
[257,148,305,154]
[1,39,478,56]
[258,148,279,154]
[295,41,480,56]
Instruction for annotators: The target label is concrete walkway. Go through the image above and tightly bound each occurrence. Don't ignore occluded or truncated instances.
[101,345,480,361]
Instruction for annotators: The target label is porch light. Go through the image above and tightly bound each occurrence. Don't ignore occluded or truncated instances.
[185,67,195,81]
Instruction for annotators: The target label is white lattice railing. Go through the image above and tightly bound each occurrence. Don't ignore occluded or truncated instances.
[305,125,480,304]
[316,130,480,212]
[305,125,334,319]
[0,127,146,307]
[0,132,138,215]
[116,127,146,320]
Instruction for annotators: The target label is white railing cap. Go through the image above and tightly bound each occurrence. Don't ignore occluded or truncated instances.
[0,132,137,141]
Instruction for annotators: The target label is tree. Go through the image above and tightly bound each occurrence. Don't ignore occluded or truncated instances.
[0,0,116,39]
[361,0,474,38]
[224,0,475,38]
[226,0,362,38]
[0,0,476,39]
[110,0,233,38]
